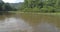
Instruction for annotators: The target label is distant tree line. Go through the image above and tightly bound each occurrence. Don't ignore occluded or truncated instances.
[0,1,17,15]
[0,1,17,11]
[20,0,60,13]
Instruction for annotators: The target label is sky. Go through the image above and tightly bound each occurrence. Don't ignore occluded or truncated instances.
[2,0,24,3]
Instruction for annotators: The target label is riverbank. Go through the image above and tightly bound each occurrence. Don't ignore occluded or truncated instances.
[8,11,60,16]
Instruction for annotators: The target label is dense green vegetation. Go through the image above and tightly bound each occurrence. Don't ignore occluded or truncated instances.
[0,0,60,13]
[19,0,60,13]
[0,0,17,15]
[0,1,16,11]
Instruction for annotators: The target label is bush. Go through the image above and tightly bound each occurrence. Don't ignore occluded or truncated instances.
[40,6,56,13]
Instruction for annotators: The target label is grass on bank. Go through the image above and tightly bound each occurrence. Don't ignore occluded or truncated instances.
[8,11,60,16]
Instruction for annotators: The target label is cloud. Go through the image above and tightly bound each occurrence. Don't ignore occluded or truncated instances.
[16,0,24,2]
[2,0,24,3]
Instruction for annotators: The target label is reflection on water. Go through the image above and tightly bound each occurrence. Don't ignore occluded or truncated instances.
[0,17,59,32]
[0,17,33,32]
[33,22,60,32]
[0,13,60,32]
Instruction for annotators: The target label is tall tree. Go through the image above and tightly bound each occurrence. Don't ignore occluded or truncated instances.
[21,0,60,12]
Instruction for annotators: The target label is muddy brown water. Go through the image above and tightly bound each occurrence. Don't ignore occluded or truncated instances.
[0,13,60,32]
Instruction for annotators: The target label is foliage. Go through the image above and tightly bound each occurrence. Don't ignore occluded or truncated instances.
[40,6,56,13]
[20,0,60,13]
[0,0,17,15]
[0,0,17,11]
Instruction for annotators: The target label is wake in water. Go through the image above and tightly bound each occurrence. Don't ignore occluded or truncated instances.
[0,17,33,32]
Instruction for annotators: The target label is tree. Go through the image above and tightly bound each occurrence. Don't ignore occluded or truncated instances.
[0,0,17,15]
[20,0,60,12]
[0,1,4,11]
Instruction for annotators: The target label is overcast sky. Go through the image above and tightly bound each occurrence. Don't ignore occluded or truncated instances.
[2,0,24,3]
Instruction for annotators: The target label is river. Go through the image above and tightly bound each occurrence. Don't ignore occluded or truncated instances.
[0,13,60,32]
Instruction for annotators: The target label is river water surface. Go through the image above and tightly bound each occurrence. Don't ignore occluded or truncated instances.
[0,13,60,32]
